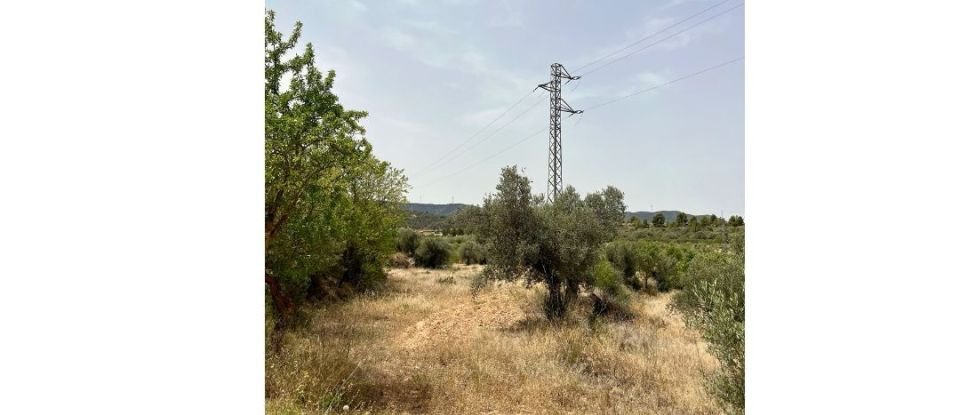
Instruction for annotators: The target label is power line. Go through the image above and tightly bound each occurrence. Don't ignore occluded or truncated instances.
[567,1,740,96]
[417,2,742,184]
[414,5,743,192]
[572,0,734,73]
[584,56,743,111]
[408,87,538,177]
[580,3,743,76]
[411,92,546,179]
[418,126,549,189]
[415,57,743,189]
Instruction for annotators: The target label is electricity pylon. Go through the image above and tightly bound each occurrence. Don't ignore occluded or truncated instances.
[538,63,582,203]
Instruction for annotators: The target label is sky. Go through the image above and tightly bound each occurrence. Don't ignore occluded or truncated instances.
[266,0,744,216]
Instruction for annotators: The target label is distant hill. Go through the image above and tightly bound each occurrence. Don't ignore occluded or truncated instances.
[406,203,708,224]
[624,211,715,222]
[625,211,687,222]
[405,203,472,217]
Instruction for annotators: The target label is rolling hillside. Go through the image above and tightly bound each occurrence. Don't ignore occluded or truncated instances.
[405,203,472,217]
[405,203,709,223]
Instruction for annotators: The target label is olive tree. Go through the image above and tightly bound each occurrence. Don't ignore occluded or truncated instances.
[477,166,625,319]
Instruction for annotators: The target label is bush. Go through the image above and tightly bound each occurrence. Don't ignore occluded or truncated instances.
[605,240,639,289]
[671,250,744,414]
[589,258,631,318]
[397,228,419,256]
[633,241,696,292]
[414,237,452,269]
[459,240,487,265]
[591,258,624,297]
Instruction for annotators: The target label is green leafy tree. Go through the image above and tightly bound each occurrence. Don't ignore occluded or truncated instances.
[633,241,695,292]
[676,212,688,226]
[458,240,487,265]
[635,241,666,291]
[652,212,666,228]
[265,11,406,326]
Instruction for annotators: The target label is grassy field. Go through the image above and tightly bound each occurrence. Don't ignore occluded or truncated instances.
[266,265,721,414]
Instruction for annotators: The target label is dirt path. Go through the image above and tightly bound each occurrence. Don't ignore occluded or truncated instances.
[267,265,721,415]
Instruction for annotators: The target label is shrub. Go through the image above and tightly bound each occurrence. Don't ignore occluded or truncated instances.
[604,240,639,289]
[459,240,487,265]
[633,242,696,292]
[414,237,452,269]
[671,250,745,414]
[397,228,420,256]
[591,258,624,297]
[589,258,631,318]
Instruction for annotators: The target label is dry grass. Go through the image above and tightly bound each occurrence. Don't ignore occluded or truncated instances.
[266,265,721,414]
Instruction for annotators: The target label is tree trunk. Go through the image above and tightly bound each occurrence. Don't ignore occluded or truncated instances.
[564,278,579,303]
[265,272,294,327]
[545,275,566,320]
[265,211,293,324]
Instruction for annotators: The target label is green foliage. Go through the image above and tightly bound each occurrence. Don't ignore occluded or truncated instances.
[651,213,666,228]
[459,240,487,265]
[414,237,452,269]
[633,241,696,292]
[405,211,446,230]
[589,258,631,318]
[728,215,745,227]
[265,11,407,315]
[396,228,420,256]
[446,205,486,235]
[591,259,629,302]
[477,166,624,319]
[671,250,745,414]
[604,240,640,289]
[675,212,688,226]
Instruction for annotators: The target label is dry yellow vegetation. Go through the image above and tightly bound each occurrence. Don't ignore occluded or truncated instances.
[266,265,721,414]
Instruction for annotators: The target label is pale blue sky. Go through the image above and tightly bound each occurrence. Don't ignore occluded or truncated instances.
[267,0,744,216]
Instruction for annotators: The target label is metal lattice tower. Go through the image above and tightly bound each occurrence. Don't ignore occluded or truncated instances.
[538,63,582,202]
